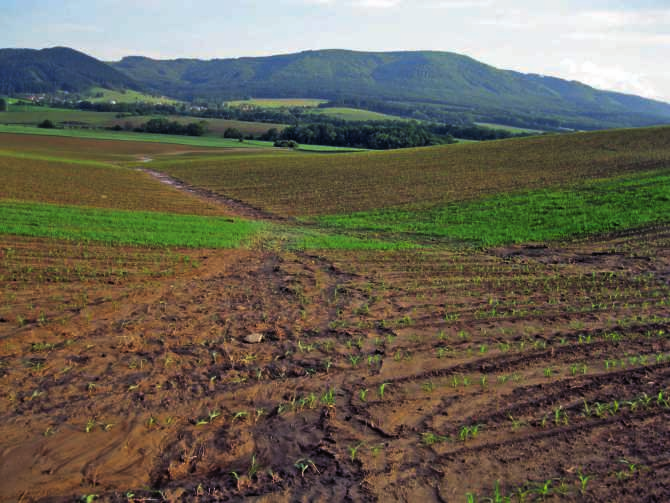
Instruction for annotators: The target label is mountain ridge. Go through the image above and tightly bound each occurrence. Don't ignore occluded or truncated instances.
[109,49,670,129]
[0,47,138,94]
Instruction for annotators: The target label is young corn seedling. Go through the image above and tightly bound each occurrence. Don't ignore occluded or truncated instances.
[577,471,592,495]
[197,409,221,425]
[421,432,450,446]
[370,444,384,456]
[508,415,525,431]
[379,382,390,400]
[459,424,483,442]
[619,459,639,475]
[295,458,319,477]
[321,388,336,408]
[233,411,248,422]
[532,479,553,498]
[248,454,260,478]
[85,418,96,433]
[348,443,363,462]
[554,406,568,426]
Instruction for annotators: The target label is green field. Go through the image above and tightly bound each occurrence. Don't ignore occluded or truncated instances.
[310,107,406,122]
[227,98,327,108]
[475,122,545,134]
[85,87,181,105]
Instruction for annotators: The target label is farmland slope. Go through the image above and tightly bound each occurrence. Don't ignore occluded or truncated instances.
[155,126,670,217]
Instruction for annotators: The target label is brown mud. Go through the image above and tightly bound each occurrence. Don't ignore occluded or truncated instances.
[1,225,669,502]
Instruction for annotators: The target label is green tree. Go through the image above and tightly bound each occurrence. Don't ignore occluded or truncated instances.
[223,127,244,140]
[38,119,55,129]
[0,98,7,112]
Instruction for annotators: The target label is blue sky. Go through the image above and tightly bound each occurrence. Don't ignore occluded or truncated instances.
[3,0,669,101]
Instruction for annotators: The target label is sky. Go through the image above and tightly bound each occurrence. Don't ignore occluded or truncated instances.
[2,0,670,102]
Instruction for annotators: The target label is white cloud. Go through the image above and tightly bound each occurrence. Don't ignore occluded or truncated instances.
[578,9,670,29]
[301,0,402,7]
[353,0,402,7]
[561,58,662,100]
[565,31,670,45]
[478,9,533,29]
[431,0,493,7]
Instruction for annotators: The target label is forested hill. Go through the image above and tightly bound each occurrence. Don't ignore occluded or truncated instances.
[0,47,137,94]
[111,49,670,129]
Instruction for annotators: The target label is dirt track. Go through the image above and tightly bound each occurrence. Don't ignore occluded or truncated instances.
[140,168,289,222]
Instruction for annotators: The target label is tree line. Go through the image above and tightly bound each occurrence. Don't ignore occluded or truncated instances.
[263,122,453,150]
[121,118,206,136]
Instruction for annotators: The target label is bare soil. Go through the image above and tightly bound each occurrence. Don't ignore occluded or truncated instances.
[1,225,669,502]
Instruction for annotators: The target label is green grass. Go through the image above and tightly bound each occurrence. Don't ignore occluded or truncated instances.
[276,226,419,251]
[86,87,181,105]
[227,98,327,108]
[295,144,366,153]
[310,107,406,122]
[475,122,544,134]
[0,200,265,248]
[0,125,275,149]
[309,170,670,247]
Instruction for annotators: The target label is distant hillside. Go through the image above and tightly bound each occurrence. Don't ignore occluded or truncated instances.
[0,47,137,94]
[2,47,670,130]
[112,49,670,130]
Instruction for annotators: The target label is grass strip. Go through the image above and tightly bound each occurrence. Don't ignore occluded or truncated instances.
[0,200,266,248]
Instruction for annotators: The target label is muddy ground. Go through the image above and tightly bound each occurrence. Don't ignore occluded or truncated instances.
[0,222,669,502]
